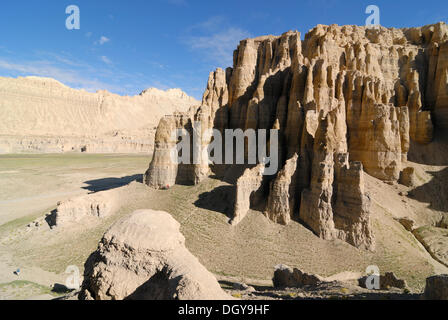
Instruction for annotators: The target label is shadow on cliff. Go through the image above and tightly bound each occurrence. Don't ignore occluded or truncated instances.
[194,185,235,218]
[408,167,448,212]
[82,174,142,193]
[408,128,448,166]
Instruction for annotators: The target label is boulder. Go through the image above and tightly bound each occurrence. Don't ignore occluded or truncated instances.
[79,210,230,300]
[273,264,325,288]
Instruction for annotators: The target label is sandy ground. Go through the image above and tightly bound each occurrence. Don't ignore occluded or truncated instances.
[0,153,447,300]
[0,154,150,299]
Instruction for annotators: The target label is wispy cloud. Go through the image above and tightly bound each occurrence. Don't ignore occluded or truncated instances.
[95,36,110,45]
[0,58,122,93]
[185,27,250,67]
[100,56,113,65]
[183,17,251,67]
[0,51,196,97]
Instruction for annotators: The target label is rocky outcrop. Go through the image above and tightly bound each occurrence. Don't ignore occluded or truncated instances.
[145,23,448,250]
[434,42,448,129]
[273,264,325,288]
[232,164,266,225]
[299,114,374,250]
[424,274,448,300]
[264,154,299,225]
[80,210,230,300]
[50,189,121,227]
[144,115,184,189]
[358,272,408,290]
[0,76,199,154]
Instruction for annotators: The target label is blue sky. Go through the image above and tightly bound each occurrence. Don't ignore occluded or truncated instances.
[0,0,446,99]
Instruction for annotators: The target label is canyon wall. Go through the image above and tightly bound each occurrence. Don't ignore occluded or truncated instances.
[145,23,448,250]
[0,76,199,153]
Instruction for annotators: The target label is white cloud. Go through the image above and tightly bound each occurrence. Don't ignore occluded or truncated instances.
[0,51,199,98]
[100,56,113,65]
[0,58,121,93]
[96,36,110,45]
[185,27,251,67]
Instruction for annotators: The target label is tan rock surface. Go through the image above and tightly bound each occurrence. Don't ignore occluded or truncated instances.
[80,209,230,300]
[50,189,122,227]
[232,164,266,225]
[413,227,448,267]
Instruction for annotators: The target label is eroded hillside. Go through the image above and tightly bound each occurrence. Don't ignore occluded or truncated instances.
[0,76,199,153]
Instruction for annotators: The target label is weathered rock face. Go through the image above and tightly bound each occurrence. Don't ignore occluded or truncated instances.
[143,114,188,189]
[264,154,299,225]
[0,76,199,154]
[145,23,448,250]
[434,42,448,129]
[80,210,230,300]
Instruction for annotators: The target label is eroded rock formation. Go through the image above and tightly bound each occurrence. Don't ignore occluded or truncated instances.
[145,23,448,250]
[80,210,230,300]
[232,164,266,225]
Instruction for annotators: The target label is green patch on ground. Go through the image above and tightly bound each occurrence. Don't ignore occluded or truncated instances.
[0,280,60,300]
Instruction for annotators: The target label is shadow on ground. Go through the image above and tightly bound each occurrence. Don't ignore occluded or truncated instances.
[82,174,142,193]
[408,167,448,212]
[194,185,235,218]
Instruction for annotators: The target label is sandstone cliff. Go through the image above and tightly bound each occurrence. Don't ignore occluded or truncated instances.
[145,23,448,250]
[0,76,199,153]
